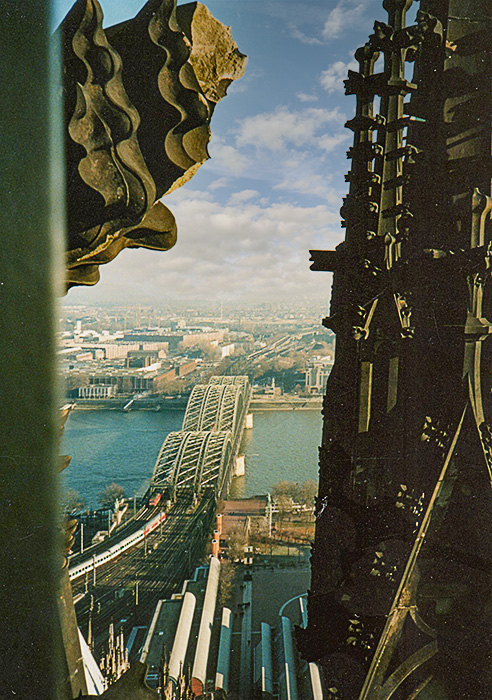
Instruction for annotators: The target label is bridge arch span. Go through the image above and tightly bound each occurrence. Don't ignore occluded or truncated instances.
[151,430,233,499]
[150,376,250,502]
[183,377,249,435]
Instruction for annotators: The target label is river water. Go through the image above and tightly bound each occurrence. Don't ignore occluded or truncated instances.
[61,408,322,507]
[232,410,322,497]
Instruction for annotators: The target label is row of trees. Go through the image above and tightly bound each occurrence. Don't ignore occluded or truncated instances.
[62,482,125,514]
[272,480,317,526]
[272,480,317,507]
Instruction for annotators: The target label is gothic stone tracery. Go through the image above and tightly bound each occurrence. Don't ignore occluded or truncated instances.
[304,1,492,697]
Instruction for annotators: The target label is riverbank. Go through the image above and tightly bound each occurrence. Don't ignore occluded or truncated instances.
[71,396,189,410]
[250,396,322,411]
[70,394,322,411]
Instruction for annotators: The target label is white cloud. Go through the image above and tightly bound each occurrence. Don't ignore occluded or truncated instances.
[235,106,345,152]
[319,59,357,93]
[228,190,260,205]
[297,92,319,103]
[322,0,369,40]
[288,23,323,45]
[283,153,308,169]
[79,192,343,302]
[273,173,341,204]
[318,132,350,152]
[208,177,229,192]
[208,138,250,175]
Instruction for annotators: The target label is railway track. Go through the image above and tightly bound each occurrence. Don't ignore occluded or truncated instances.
[73,498,215,658]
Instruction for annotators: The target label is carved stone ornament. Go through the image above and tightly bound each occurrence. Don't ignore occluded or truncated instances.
[58,0,246,289]
[305,0,492,696]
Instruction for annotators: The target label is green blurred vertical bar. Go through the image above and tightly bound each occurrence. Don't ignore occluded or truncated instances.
[0,3,64,699]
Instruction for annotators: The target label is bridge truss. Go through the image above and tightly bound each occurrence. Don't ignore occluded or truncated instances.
[183,379,248,434]
[150,376,250,501]
[152,430,233,500]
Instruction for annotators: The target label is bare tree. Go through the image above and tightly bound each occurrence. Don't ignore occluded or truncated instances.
[297,480,318,521]
[297,480,318,507]
[227,524,248,561]
[272,480,295,500]
[99,482,124,509]
[272,480,318,525]
[62,488,86,515]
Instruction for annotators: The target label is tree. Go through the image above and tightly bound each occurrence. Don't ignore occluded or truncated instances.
[227,524,248,561]
[62,488,86,515]
[297,480,318,508]
[272,480,318,526]
[272,481,295,500]
[249,516,268,542]
[297,480,318,521]
[273,480,317,507]
[99,482,125,509]
[64,371,89,393]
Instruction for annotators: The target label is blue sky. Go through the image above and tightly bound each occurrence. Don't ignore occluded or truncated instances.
[54,0,400,306]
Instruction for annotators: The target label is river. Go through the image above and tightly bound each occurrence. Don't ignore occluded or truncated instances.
[61,408,323,507]
[232,410,322,497]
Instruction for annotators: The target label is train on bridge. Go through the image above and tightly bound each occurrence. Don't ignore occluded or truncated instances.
[68,376,251,582]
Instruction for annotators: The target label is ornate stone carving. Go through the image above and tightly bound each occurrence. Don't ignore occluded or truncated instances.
[59,0,246,288]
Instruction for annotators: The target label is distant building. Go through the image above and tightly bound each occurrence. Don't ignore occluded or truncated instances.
[76,357,198,397]
[123,331,182,347]
[58,346,105,362]
[219,343,235,359]
[64,341,169,360]
[74,351,94,362]
[89,343,142,359]
[125,350,160,368]
[78,384,115,399]
[177,360,197,377]
[121,329,223,350]
[180,330,225,348]
[304,356,333,395]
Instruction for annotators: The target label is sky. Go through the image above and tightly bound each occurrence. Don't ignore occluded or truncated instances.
[53,0,407,306]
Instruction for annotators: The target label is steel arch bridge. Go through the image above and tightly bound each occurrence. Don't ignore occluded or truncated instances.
[182,376,249,435]
[150,376,250,501]
[208,375,250,389]
[151,430,233,500]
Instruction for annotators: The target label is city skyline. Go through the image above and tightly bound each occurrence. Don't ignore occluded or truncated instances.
[54,0,394,305]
